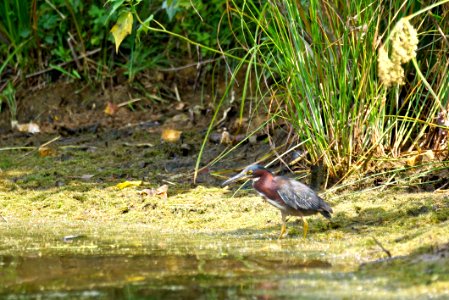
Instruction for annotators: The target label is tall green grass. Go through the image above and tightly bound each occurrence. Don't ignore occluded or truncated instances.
[0,0,33,73]
[198,0,449,187]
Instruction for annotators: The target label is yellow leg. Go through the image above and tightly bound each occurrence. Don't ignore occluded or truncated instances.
[279,223,286,239]
[302,217,309,239]
[279,213,287,239]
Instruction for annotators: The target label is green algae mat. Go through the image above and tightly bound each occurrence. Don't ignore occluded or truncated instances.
[1,139,449,299]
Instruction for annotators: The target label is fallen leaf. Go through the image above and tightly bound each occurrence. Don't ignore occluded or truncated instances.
[406,155,419,167]
[80,174,95,181]
[425,150,435,160]
[161,129,182,142]
[139,184,168,200]
[155,184,168,198]
[220,129,232,145]
[38,146,57,157]
[116,180,142,189]
[13,121,40,133]
[104,102,119,115]
[175,102,187,110]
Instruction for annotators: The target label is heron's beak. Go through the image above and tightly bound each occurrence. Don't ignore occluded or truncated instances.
[222,171,248,187]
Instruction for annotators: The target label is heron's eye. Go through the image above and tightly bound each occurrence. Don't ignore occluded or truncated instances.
[247,170,253,175]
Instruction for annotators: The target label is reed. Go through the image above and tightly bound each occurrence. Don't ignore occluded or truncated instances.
[203,0,449,186]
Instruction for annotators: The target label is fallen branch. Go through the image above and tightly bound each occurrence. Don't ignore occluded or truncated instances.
[372,237,392,258]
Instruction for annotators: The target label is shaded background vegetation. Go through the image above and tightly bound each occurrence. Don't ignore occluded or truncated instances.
[0,0,448,189]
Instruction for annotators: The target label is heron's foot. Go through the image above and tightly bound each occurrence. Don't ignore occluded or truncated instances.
[278,223,287,239]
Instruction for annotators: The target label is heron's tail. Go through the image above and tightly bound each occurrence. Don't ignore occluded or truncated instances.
[319,199,333,219]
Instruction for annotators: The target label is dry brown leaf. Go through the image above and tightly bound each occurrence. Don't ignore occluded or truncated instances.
[155,184,168,196]
[139,184,168,200]
[220,130,232,145]
[175,102,187,110]
[12,121,40,133]
[424,150,435,160]
[161,129,182,142]
[104,102,119,116]
[38,146,57,157]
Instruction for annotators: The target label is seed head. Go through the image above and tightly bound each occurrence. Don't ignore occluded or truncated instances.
[378,18,419,87]
[377,45,405,87]
[391,18,419,64]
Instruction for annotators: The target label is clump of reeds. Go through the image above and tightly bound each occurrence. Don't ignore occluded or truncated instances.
[378,18,419,87]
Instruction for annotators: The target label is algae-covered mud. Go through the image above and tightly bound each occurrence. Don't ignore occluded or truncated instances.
[1,135,449,299]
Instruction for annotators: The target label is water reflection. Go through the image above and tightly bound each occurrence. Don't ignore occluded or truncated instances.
[0,250,331,299]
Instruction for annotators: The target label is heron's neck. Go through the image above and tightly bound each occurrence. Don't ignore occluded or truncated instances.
[252,172,273,184]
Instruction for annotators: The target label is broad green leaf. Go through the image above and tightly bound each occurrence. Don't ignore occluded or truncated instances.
[137,14,153,34]
[106,0,126,19]
[110,11,133,53]
[137,14,153,42]
[162,0,178,21]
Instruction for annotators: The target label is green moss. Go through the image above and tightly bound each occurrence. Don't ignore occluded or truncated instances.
[0,156,13,169]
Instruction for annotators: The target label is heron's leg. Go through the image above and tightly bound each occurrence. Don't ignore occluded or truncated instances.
[279,212,287,239]
[302,217,309,239]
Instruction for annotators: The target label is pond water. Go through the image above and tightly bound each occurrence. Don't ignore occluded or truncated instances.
[0,220,440,299]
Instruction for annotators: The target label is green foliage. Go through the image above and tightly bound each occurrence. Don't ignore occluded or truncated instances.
[0,0,32,71]
[0,0,241,81]
[0,0,111,76]
[168,0,237,56]
[0,82,17,121]
[88,4,110,46]
[106,0,245,82]
[0,0,32,42]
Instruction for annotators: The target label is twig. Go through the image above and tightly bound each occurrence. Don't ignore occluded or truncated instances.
[0,146,35,151]
[118,98,143,107]
[372,237,392,258]
[21,135,61,158]
[39,135,61,148]
[189,0,203,22]
[146,94,168,103]
[157,57,223,72]
[173,84,181,102]
[0,215,6,222]
[67,33,81,70]
[122,142,154,148]
[25,48,101,78]
[44,0,66,19]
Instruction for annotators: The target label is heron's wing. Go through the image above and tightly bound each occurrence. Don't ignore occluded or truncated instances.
[276,177,323,211]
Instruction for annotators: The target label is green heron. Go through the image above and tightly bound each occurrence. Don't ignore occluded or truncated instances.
[222,164,333,238]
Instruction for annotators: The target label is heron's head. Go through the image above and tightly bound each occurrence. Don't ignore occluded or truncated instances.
[222,164,271,186]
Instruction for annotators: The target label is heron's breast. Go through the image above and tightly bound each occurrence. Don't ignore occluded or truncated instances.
[253,178,285,210]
